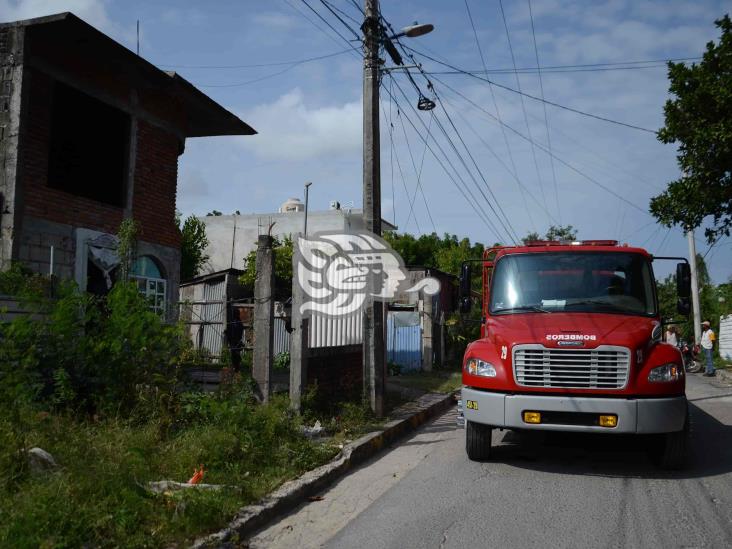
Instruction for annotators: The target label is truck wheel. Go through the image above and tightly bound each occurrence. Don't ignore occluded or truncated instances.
[466,420,492,461]
[656,410,690,470]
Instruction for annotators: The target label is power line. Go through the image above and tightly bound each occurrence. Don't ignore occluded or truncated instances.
[463,0,535,232]
[382,78,506,242]
[402,44,658,134]
[397,109,437,233]
[283,0,362,59]
[528,0,560,223]
[318,0,362,40]
[299,0,361,47]
[390,74,519,244]
[157,47,352,69]
[428,73,649,215]
[498,0,549,219]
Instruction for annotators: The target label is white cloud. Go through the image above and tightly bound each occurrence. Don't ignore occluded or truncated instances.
[241,89,361,161]
[0,0,111,30]
[251,11,298,30]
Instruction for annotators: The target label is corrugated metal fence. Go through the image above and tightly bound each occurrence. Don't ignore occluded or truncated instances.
[720,315,732,360]
[387,311,421,372]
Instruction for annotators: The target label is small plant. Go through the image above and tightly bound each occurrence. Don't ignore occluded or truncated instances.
[388,361,402,376]
[273,351,290,371]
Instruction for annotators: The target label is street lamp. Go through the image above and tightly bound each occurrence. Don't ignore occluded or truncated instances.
[303,181,312,236]
[388,22,434,40]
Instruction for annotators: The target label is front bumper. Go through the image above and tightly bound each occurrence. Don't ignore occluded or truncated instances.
[460,387,686,434]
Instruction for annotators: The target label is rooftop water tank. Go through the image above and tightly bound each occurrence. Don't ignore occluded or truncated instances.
[279,198,305,213]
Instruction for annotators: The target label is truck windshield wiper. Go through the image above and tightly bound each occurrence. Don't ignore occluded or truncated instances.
[564,299,624,311]
[494,305,550,314]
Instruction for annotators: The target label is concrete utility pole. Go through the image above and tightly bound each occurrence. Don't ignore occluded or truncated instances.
[289,241,309,412]
[362,0,386,416]
[253,234,275,402]
[687,229,702,344]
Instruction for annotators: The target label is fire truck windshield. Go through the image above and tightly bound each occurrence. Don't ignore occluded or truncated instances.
[489,252,657,317]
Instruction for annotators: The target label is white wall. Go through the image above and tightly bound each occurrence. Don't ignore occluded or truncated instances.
[201,208,384,273]
[720,315,732,360]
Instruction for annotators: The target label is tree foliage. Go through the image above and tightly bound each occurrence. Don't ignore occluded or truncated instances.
[656,254,729,339]
[651,15,732,242]
[179,215,209,281]
[239,236,293,298]
[522,225,577,244]
[383,232,490,275]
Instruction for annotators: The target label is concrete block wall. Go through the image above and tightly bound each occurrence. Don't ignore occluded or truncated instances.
[17,216,75,279]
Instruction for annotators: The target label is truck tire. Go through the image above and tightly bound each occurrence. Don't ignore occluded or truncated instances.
[656,409,690,470]
[466,420,492,461]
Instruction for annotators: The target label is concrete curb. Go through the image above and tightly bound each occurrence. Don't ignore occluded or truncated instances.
[190,391,458,548]
[715,368,732,384]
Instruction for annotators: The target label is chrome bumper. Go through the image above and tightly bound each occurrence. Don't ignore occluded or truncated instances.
[461,387,687,434]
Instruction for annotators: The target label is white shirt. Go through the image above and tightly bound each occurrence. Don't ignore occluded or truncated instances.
[666,331,678,346]
[701,329,715,350]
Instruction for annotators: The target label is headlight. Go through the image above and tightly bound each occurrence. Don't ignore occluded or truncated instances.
[465,358,497,377]
[648,363,681,383]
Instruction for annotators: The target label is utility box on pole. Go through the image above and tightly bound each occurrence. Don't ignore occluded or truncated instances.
[253,234,274,402]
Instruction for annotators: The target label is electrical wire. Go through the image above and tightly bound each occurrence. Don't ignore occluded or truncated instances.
[389,74,518,244]
[463,0,534,232]
[283,0,362,59]
[396,109,437,233]
[401,44,658,134]
[299,0,361,47]
[381,79,506,242]
[318,0,362,40]
[528,0,560,223]
[157,47,353,69]
[498,0,549,218]
[427,73,648,214]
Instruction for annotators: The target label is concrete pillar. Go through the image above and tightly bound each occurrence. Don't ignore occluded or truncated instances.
[290,245,308,412]
[422,292,433,372]
[439,311,446,367]
[252,235,274,402]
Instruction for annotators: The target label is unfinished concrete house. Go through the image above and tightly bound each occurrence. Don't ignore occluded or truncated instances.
[0,13,255,316]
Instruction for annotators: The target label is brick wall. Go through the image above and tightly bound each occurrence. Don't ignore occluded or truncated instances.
[20,68,180,249]
[22,69,125,234]
[132,119,181,248]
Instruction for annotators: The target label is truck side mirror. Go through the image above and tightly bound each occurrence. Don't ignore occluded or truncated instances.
[676,262,691,298]
[459,263,472,314]
[677,297,690,316]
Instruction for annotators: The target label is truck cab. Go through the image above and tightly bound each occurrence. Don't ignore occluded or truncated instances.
[458,240,691,469]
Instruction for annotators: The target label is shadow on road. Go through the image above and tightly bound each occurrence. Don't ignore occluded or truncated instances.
[488,402,732,480]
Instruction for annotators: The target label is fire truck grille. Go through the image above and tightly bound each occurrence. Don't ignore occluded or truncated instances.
[512,345,631,389]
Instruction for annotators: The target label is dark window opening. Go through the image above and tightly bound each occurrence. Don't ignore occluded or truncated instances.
[48,81,130,207]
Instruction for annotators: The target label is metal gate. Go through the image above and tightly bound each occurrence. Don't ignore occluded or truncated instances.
[387,311,421,372]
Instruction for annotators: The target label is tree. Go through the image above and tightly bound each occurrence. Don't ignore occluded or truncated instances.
[522,225,577,244]
[239,236,293,298]
[179,215,209,281]
[650,15,732,243]
[206,210,223,217]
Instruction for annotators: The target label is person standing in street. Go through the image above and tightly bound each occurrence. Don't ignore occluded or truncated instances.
[665,325,679,346]
[701,320,716,377]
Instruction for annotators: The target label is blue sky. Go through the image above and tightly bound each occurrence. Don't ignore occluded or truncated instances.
[3,0,730,283]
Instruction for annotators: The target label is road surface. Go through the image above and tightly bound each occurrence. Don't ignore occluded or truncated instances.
[251,374,732,548]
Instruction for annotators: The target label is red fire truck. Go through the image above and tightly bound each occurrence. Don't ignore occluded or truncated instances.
[457,240,691,469]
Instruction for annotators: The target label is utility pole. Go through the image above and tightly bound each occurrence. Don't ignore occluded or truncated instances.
[362,0,386,416]
[687,229,702,344]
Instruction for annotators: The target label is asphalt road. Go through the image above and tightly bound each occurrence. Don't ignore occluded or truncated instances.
[250,374,732,549]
